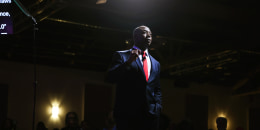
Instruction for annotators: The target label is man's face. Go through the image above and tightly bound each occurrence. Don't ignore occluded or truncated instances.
[134,26,152,50]
[68,113,77,126]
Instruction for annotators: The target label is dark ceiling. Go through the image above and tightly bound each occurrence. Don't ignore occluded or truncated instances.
[1,0,259,95]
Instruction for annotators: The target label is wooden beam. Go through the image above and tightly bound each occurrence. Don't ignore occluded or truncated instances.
[232,89,260,97]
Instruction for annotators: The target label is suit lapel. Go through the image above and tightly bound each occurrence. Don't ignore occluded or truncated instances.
[129,48,143,72]
[135,56,147,80]
[130,49,157,82]
[135,57,143,71]
[130,49,146,81]
[148,55,157,82]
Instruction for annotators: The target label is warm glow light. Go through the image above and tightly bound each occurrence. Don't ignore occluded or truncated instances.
[125,40,129,44]
[47,99,63,124]
[96,0,107,4]
[52,106,59,118]
[218,113,226,118]
[214,112,231,129]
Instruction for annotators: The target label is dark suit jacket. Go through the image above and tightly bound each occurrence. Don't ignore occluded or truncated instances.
[107,49,162,119]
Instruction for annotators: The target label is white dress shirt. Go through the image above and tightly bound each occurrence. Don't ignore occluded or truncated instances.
[133,46,151,78]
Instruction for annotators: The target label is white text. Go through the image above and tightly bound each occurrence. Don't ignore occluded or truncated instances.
[0,0,11,3]
[0,12,10,17]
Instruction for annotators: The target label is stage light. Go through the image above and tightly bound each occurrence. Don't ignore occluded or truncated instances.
[48,100,63,122]
[96,0,107,4]
[52,106,59,118]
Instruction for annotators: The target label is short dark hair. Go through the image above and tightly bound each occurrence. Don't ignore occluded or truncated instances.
[65,112,79,126]
[133,25,149,44]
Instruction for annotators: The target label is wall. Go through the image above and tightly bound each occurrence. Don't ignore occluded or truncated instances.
[0,60,256,130]
[161,79,251,130]
[0,60,106,130]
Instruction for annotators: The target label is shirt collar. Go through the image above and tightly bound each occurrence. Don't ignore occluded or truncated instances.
[133,45,149,55]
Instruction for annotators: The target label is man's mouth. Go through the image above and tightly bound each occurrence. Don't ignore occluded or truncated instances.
[146,39,151,42]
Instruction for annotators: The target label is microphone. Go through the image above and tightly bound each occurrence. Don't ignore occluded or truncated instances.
[13,0,37,24]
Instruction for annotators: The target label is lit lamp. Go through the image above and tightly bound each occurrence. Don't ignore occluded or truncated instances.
[96,0,107,4]
[52,106,59,118]
[216,117,227,130]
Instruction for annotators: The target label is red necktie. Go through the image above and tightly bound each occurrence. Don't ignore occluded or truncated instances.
[142,52,148,81]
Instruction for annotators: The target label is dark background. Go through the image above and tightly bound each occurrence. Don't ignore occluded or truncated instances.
[1,0,259,92]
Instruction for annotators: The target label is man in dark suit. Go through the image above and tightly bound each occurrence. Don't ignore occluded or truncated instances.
[107,25,162,130]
